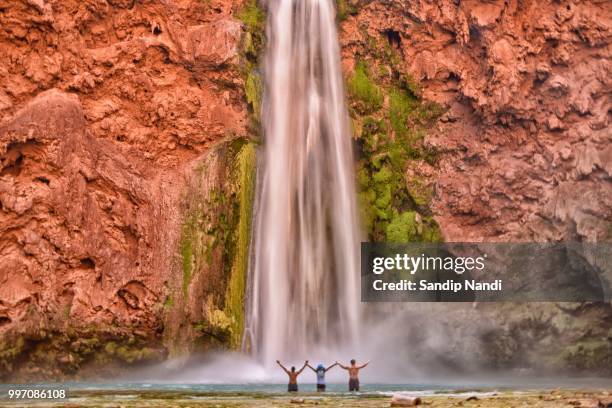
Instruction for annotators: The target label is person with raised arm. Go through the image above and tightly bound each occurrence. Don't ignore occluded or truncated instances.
[306,362,338,392]
[336,359,369,391]
[276,360,308,392]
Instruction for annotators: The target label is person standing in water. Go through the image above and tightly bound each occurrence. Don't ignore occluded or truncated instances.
[337,359,369,391]
[306,362,338,392]
[276,360,308,392]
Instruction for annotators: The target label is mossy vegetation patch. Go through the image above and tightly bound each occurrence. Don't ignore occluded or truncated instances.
[238,0,266,135]
[336,0,358,22]
[0,329,165,380]
[170,138,257,354]
[245,71,263,119]
[222,142,256,348]
[346,30,445,242]
[0,337,25,374]
[179,211,213,298]
[219,0,263,347]
[238,0,265,40]
[347,62,384,115]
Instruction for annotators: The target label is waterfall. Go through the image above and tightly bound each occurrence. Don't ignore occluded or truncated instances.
[243,0,361,364]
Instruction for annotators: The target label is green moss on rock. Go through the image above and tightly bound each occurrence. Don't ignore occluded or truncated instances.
[336,0,358,22]
[346,44,445,242]
[169,139,257,355]
[163,295,173,311]
[0,337,25,373]
[180,224,193,297]
[1,330,165,380]
[238,0,266,136]
[389,88,418,139]
[245,70,263,118]
[179,209,214,299]
[238,0,265,37]
[386,211,419,242]
[223,142,256,348]
[348,62,383,115]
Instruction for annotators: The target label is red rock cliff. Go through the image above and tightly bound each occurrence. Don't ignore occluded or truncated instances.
[340,0,611,242]
[0,0,256,380]
[339,0,611,375]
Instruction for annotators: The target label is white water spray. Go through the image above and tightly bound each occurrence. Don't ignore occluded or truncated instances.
[244,0,361,365]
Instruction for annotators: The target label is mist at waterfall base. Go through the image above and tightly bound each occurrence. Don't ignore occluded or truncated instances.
[146,315,452,384]
[123,306,611,388]
[116,301,612,388]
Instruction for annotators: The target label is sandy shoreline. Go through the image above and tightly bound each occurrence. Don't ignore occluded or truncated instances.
[1,389,611,407]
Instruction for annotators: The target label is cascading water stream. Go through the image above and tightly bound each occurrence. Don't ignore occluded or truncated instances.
[244,0,361,365]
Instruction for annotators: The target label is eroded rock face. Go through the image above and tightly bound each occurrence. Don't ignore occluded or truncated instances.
[340,0,611,242]
[340,0,612,375]
[0,90,159,323]
[0,0,251,380]
[1,0,610,380]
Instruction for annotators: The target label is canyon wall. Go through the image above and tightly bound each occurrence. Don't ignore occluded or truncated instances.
[339,0,611,242]
[0,0,260,380]
[0,0,610,380]
[339,0,612,374]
